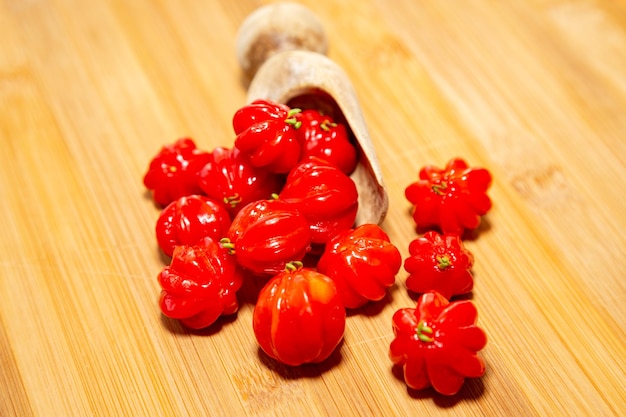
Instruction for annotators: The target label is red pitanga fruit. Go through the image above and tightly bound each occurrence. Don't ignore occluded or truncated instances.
[143,138,211,207]
[197,146,284,218]
[224,199,312,276]
[253,262,346,366]
[155,195,231,258]
[317,224,401,308]
[405,158,492,235]
[295,109,358,175]
[278,157,358,247]
[403,231,474,300]
[232,99,303,173]
[157,236,244,329]
[389,291,487,395]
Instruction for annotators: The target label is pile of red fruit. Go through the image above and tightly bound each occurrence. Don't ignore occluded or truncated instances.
[143,99,401,366]
[142,98,493,396]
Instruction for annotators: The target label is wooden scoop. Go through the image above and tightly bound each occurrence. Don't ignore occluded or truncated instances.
[236,4,389,226]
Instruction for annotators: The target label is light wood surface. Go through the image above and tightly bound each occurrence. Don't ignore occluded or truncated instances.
[1,1,625,416]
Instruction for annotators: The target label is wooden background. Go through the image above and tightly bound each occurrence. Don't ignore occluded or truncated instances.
[1,0,625,416]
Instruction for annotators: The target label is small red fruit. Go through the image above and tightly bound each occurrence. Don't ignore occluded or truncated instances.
[253,262,346,366]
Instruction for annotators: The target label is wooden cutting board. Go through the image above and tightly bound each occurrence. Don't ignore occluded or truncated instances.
[1,0,624,416]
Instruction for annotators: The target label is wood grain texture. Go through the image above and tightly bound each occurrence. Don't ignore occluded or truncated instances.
[1,0,624,416]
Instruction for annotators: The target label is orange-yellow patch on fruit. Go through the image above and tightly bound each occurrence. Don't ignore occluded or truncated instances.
[308,277,334,304]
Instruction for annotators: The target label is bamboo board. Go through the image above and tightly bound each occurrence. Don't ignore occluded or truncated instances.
[1,1,625,416]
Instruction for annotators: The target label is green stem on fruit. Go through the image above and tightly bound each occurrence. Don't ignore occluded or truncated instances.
[219,238,236,255]
[432,182,448,195]
[436,255,452,270]
[224,193,242,208]
[285,261,304,272]
[416,321,434,343]
[320,119,337,132]
[285,108,303,129]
